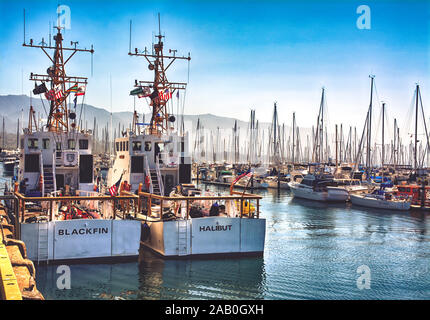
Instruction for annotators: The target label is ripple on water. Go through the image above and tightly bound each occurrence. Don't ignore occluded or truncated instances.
[33,185,430,300]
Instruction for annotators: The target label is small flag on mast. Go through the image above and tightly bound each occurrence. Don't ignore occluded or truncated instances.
[68,83,79,92]
[33,82,48,95]
[130,87,151,98]
[44,84,63,101]
[75,85,86,96]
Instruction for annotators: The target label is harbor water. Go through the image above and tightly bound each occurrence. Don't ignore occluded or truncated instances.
[3,164,429,299]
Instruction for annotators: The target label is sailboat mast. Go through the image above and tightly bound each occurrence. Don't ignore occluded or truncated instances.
[367,76,374,170]
[414,84,419,170]
[292,112,295,165]
[320,88,324,164]
[382,102,385,167]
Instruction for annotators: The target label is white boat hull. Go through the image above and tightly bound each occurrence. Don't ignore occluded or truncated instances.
[289,183,348,202]
[289,183,326,201]
[142,217,266,257]
[326,187,349,202]
[20,219,142,262]
[350,194,411,210]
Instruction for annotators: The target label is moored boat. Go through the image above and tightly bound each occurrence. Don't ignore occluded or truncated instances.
[108,19,266,258]
[350,189,411,210]
[12,23,142,263]
[289,173,349,202]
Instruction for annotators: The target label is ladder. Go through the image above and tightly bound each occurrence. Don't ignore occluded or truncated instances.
[37,223,49,263]
[43,165,55,195]
[149,169,161,195]
[177,219,188,256]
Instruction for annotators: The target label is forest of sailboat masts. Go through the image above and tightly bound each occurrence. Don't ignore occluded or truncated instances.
[4,77,429,171]
[191,78,430,170]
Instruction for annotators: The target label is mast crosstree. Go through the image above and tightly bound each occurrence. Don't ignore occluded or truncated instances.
[23,26,94,133]
[129,14,191,135]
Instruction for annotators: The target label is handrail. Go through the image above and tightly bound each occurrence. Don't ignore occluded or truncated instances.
[138,191,261,219]
[144,155,153,194]
[138,191,262,201]
[40,153,44,196]
[14,192,137,201]
[52,151,57,193]
[155,154,164,196]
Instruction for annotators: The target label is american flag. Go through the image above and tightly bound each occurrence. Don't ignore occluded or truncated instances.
[44,85,63,101]
[232,169,252,184]
[109,174,123,196]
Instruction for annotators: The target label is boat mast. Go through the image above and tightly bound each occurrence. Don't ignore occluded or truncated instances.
[366,75,374,171]
[382,102,385,167]
[312,87,325,164]
[292,112,295,166]
[24,26,94,133]
[128,14,190,135]
[414,84,419,171]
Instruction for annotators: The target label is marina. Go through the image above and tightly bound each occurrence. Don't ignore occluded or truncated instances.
[34,184,430,300]
[0,0,429,303]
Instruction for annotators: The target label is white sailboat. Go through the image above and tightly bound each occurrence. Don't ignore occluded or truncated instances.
[350,190,411,210]
[289,174,349,202]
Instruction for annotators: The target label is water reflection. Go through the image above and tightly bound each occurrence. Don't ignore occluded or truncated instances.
[27,180,430,300]
[137,249,267,300]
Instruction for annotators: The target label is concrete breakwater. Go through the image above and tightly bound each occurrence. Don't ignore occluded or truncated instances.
[0,204,44,300]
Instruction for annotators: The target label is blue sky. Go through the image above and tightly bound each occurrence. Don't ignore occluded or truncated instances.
[0,0,429,129]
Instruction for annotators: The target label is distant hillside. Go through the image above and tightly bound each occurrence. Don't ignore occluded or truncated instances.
[0,94,270,135]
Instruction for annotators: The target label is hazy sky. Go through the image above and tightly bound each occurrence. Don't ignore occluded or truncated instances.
[1,0,429,132]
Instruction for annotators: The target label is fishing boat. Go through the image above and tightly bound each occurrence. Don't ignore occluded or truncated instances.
[11,23,142,263]
[289,173,349,202]
[393,183,430,207]
[350,188,411,210]
[107,17,266,258]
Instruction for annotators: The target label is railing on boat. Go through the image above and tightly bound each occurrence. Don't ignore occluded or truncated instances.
[138,190,262,220]
[6,192,139,240]
[0,186,263,242]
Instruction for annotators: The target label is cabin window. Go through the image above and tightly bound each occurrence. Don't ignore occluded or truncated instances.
[42,139,50,149]
[27,138,38,149]
[126,142,129,151]
[131,156,144,173]
[145,142,152,151]
[116,142,120,152]
[56,142,62,150]
[120,142,123,152]
[132,141,142,151]
[79,139,89,149]
[68,139,76,150]
[24,154,39,172]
